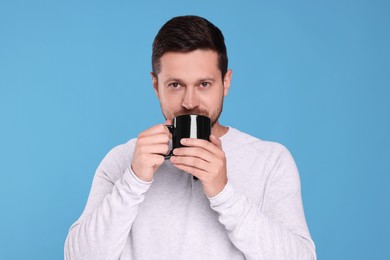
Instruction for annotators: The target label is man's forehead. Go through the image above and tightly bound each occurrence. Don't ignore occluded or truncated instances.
[157,50,220,77]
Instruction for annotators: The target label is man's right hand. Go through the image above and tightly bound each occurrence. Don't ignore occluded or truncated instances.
[131,121,171,182]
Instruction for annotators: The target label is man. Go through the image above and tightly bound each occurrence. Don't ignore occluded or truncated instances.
[65,15,316,260]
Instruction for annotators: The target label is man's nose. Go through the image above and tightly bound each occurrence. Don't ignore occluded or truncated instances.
[181,88,199,110]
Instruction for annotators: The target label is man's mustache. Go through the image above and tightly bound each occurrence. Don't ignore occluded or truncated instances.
[174,108,209,117]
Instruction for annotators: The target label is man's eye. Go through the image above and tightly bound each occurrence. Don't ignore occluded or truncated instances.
[169,83,181,89]
[200,82,210,88]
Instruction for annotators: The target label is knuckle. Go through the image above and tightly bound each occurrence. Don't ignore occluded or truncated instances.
[157,156,165,165]
[192,149,200,157]
[162,134,170,142]
[217,162,224,169]
[175,156,183,164]
[193,157,201,165]
[158,124,167,132]
[137,135,146,144]
[188,157,195,165]
[218,156,225,165]
[138,131,147,139]
[218,150,225,158]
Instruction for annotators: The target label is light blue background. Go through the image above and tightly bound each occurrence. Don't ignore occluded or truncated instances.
[1,0,389,259]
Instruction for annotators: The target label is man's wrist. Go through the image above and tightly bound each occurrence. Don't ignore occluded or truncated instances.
[130,165,154,183]
[128,166,154,185]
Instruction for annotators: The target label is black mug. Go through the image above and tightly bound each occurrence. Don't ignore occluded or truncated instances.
[165,114,211,159]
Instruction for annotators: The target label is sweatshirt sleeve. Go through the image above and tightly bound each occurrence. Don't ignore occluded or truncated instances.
[208,148,316,260]
[64,145,152,260]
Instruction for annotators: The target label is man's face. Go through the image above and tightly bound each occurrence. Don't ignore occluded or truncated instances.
[152,50,232,126]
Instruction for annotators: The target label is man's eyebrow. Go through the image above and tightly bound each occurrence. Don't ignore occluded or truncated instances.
[162,77,216,85]
[163,78,184,85]
[197,78,216,83]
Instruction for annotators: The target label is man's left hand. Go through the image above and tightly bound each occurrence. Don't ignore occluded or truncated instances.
[170,135,227,197]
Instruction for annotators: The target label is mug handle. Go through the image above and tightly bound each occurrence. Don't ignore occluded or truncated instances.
[164,125,174,159]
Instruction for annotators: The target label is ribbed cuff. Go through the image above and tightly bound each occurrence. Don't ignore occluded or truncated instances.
[208,181,235,207]
[123,167,153,196]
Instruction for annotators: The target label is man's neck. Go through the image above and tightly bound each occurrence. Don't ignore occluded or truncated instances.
[211,121,229,138]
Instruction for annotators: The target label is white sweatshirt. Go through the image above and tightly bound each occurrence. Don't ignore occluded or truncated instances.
[65,127,316,260]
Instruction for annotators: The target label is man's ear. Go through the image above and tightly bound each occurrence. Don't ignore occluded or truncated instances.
[151,72,159,97]
[223,69,232,96]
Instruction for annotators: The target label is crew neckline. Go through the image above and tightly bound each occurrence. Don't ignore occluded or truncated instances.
[219,127,239,151]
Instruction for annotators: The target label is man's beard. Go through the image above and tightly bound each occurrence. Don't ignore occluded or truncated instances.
[162,98,224,127]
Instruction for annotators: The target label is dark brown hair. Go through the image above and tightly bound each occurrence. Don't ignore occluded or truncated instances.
[152,15,228,78]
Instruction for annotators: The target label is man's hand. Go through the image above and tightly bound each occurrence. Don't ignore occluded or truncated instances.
[170,135,227,197]
[131,121,171,182]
